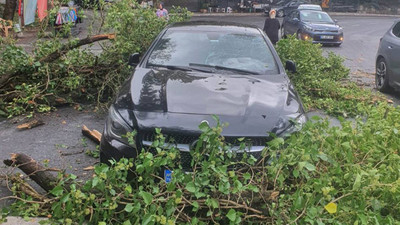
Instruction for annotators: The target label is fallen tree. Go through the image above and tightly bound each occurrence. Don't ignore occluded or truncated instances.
[2,104,400,224]
[4,153,60,192]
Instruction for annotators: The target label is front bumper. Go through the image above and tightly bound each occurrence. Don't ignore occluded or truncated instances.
[300,31,344,44]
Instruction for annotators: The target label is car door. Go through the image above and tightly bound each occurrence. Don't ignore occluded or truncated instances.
[283,11,295,35]
[388,22,400,83]
[287,11,300,35]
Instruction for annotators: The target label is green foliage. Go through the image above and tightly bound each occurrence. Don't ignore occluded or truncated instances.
[3,104,400,224]
[0,0,192,118]
[276,36,385,117]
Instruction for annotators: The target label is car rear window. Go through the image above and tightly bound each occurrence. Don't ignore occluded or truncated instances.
[147,29,279,75]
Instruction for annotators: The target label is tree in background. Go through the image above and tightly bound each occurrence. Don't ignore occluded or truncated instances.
[2,0,17,20]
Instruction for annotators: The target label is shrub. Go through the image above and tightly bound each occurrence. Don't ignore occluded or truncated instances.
[276,36,385,117]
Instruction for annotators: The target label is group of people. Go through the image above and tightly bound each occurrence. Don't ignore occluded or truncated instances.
[263,9,281,45]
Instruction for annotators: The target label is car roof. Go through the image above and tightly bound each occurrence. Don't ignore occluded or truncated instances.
[168,21,261,34]
[298,4,322,10]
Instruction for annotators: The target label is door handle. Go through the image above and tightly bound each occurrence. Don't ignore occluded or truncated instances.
[388,45,393,49]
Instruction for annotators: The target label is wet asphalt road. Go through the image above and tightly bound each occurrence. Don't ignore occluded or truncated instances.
[1,15,399,206]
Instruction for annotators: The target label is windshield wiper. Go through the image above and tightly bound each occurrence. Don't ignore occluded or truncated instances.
[147,63,192,71]
[189,63,260,75]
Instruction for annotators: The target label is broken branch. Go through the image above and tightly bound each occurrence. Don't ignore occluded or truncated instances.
[82,125,102,144]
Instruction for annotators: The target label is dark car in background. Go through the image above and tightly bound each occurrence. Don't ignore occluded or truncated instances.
[100,21,307,170]
[266,0,309,17]
[375,20,400,92]
[282,9,343,46]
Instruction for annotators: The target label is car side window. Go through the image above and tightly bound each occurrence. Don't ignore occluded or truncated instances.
[393,22,400,38]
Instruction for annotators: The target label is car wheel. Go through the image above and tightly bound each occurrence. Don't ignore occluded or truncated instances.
[375,58,391,92]
[277,10,284,17]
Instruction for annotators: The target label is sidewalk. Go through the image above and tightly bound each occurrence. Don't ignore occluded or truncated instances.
[192,12,400,17]
[1,217,46,225]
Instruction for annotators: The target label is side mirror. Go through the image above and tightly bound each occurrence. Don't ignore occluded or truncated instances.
[334,19,338,23]
[285,60,297,73]
[128,53,140,66]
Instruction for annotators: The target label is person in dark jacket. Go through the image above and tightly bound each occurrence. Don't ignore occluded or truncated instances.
[263,9,281,45]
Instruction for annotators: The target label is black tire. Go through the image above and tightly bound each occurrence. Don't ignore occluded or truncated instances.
[375,57,391,93]
[277,10,284,17]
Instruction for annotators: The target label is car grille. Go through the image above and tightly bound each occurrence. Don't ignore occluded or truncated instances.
[314,30,338,33]
[140,130,270,170]
[141,131,271,146]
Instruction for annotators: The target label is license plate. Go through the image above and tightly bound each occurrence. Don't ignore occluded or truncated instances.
[164,169,172,183]
[321,35,334,39]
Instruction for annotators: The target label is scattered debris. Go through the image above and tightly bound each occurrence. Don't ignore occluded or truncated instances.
[17,119,45,130]
[61,120,67,124]
[83,166,95,171]
[81,125,102,144]
[60,150,84,156]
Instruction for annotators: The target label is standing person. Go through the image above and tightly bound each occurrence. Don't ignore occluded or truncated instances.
[156,3,169,19]
[263,9,280,45]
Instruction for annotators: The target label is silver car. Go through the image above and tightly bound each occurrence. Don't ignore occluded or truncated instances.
[376,19,400,92]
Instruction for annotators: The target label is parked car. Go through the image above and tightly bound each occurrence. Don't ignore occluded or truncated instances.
[297,4,322,11]
[375,20,400,92]
[282,9,344,46]
[266,0,309,17]
[100,21,307,170]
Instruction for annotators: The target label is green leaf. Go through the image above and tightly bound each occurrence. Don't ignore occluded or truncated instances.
[353,174,361,190]
[199,121,210,132]
[123,220,132,225]
[124,203,134,212]
[304,162,316,171]
[140,191,153,205]
[50,186,63,196]
[226,209,237,222]
[186,181,196,193]
[142,213,153,225]
[98,222,106,225]
[192,201,199,211]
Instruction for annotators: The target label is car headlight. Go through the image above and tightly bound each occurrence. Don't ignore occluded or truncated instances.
[304,25,314,32]
[274,114,307,138]
[105,105,134,144]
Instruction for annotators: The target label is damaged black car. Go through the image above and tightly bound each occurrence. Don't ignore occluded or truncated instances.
[100,21,307,167]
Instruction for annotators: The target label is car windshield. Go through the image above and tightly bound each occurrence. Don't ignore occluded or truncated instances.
[147,28,279,75]
[300,11,334,23]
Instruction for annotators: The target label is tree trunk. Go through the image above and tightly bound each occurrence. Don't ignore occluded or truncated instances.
[3,0,17,21]
[4,153,60,192]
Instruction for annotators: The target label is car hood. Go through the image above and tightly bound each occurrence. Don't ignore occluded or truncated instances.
[126,68,303,136]
[304,22,340,31]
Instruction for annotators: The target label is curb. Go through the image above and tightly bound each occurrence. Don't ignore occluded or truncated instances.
[192,12,400,18]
